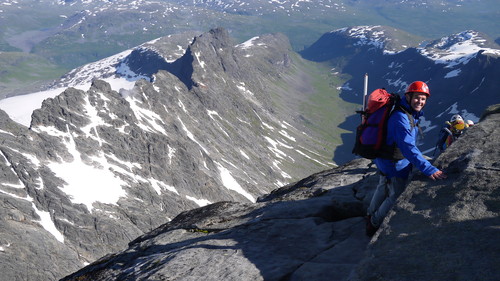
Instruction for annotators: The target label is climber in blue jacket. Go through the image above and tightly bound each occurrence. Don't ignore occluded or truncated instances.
[366,81,447,237]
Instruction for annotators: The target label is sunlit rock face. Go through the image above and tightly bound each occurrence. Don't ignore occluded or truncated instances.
[0,28,333,280]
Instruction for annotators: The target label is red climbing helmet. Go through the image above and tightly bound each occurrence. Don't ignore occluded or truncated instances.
[406,81,430,96]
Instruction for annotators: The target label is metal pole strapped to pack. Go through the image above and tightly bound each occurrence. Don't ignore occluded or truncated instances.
[363,73,368,111]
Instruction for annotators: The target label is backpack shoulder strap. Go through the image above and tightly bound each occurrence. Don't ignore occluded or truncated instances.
[392,102,415,129]
[392,102,425,138]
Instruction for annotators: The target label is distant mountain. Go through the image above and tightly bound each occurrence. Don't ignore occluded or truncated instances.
[300,26,500,164]
[0,28,340,280]
[1,0,499,96]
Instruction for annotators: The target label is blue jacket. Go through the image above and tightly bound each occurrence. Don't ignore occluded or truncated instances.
[374,98,438,179]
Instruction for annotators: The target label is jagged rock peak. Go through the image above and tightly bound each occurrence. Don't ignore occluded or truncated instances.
[192,27,234,48]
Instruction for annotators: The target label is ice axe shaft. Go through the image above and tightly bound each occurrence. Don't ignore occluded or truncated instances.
[357,73,368,121]
[363,73,368,110]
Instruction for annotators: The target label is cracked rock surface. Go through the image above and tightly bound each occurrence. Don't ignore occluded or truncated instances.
[61,158,378,281]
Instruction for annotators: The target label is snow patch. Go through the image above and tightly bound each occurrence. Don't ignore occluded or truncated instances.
[236,84,255,97]
[0,47,139,127]
[150,179,178,195]
[295,149,330,167]
[194,51,205,69]
[262,122,274,131]
[240,149,250,160]
[419,116,437,133]
[340,25,386,50]
[126,95,167,134]
[0,129,15,136]
[167,145,176,165]
[45,126,127,212]
[264,136,286,159]
[236,36,260,49]
[444,69,461,78]
[279,130,296,142]
[185,195,211,207]
[0,243,10,252]
[216,162,255,202]
[177,117,208,154]
[439,102,480,123]
[0,88,67,127]
[0,186,64,242]
[32,203,65,243]
[420,31,500,68]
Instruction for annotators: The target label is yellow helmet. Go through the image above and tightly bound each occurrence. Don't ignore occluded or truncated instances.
[453,120,465,131]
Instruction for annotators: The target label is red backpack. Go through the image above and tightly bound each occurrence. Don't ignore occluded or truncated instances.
[352,88,412,160]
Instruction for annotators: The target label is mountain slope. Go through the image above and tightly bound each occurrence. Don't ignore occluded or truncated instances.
[0,28,342,280]
[60,104,500,281]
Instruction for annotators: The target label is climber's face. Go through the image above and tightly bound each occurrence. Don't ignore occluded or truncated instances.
[406,93,427,112]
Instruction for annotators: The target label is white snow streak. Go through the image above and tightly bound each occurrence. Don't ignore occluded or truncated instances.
[150,179,178,195]
[167,145,176,165]
[127,96,167,134]
[0,129,15,136]
[0,244,10,252]
[194,51,205,69]
[236,36,260,49]
[32,204,65,243]
[177,117,208,154]
[185,195,211,207]
[216,162,255,202]
[444,69,461,78]
[279,130,296,142]
[0,187,64,243]
[294,149,330,167]
[240,149,250,160]
[264,136,287,159]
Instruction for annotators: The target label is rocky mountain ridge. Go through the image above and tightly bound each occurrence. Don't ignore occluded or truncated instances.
[61,104,500,281]
[0,28,335,281]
